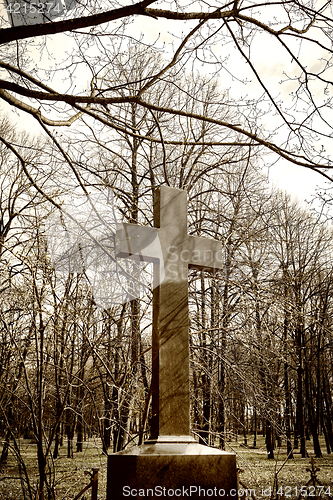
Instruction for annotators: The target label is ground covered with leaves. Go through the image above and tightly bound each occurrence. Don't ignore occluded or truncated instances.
[232,436,333,499]
[0,438,107,500]
[0,436,332,499]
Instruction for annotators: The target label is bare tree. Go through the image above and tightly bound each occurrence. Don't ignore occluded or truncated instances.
[0,0,333,194]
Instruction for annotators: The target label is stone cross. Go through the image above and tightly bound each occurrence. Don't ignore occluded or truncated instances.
[116,186,223,441]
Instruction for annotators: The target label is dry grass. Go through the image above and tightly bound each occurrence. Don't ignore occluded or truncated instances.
[0,435,332,499]
[229,435,333,499]
[0,438,107,500]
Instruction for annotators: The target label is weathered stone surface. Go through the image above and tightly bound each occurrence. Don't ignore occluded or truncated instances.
[107,442,238,500]
[115,186,224,438]
[108,187,237,500]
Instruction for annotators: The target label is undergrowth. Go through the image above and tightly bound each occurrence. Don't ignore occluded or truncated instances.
[0,435,332,499]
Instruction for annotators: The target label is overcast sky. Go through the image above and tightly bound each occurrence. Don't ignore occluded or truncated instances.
[1,2,331,206]
[130,14,331,204]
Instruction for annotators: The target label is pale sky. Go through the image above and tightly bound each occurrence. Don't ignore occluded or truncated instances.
[130,14,332,204]
[267,162,328,203]
[1,3,331,206]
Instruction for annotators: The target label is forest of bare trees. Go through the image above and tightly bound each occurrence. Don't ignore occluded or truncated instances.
[1,0,333,498]
[0,89,333,497]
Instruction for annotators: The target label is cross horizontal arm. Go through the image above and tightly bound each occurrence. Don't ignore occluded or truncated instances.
[115,223,160,263]
[187,235,224,272]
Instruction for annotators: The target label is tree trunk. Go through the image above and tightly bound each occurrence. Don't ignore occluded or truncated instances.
[76,409,83,453]
[265,419,274,459]
[218,257,231,450]
[103,398,112,454]
[192,368,201,436]
[198,274,210,446]
[295,293,307,458]
[284,361,294,459]
[322,374,333,451]
[253,409,257,448]
[252,264,274,459]
[305,359,322,458]
[296,360,306,457]
[0,430,10,463]
[53,432,60,460]
[53,275,71,459]
[67,424,74,459]
[113,398,130,452]
[282,269,293,458]
[323,421,331,454]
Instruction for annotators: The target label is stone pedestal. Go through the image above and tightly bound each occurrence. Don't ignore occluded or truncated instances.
[112,188,237,499]
[107,437,238,499]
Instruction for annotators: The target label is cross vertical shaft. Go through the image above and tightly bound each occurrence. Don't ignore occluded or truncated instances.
[115,186,223,442]
[151,187,190,438]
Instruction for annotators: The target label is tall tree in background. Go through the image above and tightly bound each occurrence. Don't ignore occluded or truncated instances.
[0,0,333,193]
[1,14,333,497]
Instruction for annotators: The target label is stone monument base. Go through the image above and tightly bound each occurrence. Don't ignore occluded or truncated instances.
[107,436,238,499]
